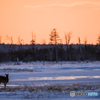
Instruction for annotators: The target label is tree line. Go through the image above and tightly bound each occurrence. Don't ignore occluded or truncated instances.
[0,28,100,62]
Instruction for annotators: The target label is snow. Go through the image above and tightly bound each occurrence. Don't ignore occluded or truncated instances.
[0,61,100,100]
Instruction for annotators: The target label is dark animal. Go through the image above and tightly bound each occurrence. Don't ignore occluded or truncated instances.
[0,74,9,89]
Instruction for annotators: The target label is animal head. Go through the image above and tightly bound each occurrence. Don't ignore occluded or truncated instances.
[5,74,9,77]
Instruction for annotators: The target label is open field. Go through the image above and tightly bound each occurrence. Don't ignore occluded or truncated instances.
[0,61,100,100]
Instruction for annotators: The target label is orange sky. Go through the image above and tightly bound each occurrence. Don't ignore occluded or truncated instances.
[0,0,100,44]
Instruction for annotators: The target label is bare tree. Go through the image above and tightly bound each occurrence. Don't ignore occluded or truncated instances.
[83,37,87,61]
[97,34,100,45]
[17,36,24,50]
[41,39,46,64]
[6,35,14,60]
[0,36,2,44]
[0,36,2,53]
[65,31,72,46]
[17,36,24,44]
[30,32,36,55]
[78,37,81,44]
[65,31,72,60]
[84,37,87,45]
[30,32,36,45]
[6,35,14,52]
[6,35,13,44]
[65,31,72,51]
[78,36,82,62]
[17,36,21,45]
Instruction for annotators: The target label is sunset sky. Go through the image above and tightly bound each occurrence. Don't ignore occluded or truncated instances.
[0,0,100,44]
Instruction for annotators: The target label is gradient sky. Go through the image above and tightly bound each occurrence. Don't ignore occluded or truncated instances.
[0,0,100,44]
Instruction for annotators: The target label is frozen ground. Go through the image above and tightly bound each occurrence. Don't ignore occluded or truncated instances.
[0,61,100,100]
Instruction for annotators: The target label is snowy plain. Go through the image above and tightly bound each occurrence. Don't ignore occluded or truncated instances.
[0,61,100,100]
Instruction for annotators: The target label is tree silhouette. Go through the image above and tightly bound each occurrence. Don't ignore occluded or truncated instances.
[65,31,72,46]
[49,28,59,45]
[6,35,13,44]
[84,37,87,45]
[65,31,72,60]
[78,36,81,62]
[78,37,81,44]
[30,32,36,45]
[17,36,21,45]
[49,28,60,62]
[0,36,2,44]
[6,35,14,52]
[17,36,24,50]
[97,34,100,45]
[84,37,87,61]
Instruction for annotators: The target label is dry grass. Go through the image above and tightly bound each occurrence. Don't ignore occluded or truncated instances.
[0,83,99,92]
[7,86,21,92]
[0,83,100,99]
[0,68,41,72]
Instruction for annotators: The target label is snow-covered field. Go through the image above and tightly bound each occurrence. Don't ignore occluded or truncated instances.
[0,61,100,100]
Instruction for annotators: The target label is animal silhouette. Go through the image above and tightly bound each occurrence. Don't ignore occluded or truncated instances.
[0,74,9,89]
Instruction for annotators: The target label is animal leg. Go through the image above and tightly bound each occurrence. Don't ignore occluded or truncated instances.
[4,83,6,89]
